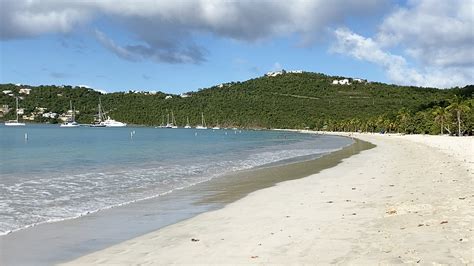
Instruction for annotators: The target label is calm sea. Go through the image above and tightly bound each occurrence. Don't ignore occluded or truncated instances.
[0,125,352,234]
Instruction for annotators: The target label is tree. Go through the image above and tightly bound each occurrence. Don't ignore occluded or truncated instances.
[396,108,411,133]
[446,96,471,136]
[432,106,448,135]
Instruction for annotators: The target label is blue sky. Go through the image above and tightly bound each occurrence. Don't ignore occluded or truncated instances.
[0,0,472,93]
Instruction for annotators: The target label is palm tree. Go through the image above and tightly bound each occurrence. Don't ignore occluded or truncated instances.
[446,96,471,136]
[396,108,411,133]
[432,106,448,135]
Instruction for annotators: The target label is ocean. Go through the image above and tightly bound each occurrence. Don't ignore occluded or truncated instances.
[0,125,353,235]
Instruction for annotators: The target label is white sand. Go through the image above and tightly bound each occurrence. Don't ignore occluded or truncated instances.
[63,133,473,265]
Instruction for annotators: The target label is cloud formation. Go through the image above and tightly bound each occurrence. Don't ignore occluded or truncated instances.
[0,0,384,64]
[1,0,471,88]
[332,0,474,88]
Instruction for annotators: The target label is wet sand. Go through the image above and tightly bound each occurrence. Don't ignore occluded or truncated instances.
[63,133,473,265]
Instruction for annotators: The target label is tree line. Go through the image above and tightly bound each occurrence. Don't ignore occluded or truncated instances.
[1,72,472,135]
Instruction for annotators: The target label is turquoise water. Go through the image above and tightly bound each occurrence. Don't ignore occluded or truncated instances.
[0,125,352,234]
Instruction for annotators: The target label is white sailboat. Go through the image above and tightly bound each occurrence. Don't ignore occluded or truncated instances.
[195,113,207,129]
[184,117,191,129]
[5,97,25,126]
[91,99,126,127]
[90,99,106,127]
[156,115,166,128]
[60,100,79,127]
[165,111,178,128]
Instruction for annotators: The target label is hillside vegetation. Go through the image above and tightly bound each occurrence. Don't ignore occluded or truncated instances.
[1,72,472,135]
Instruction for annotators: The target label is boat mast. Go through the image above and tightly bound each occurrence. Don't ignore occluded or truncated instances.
[69,100,74,122]
[98,98,103,122]
[15,97,19,122]
[171,110,176,125]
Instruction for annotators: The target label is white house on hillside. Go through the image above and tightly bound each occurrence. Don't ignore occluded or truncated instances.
[332,79,351,85]
[265,71,284,77]
[19,88,32,94]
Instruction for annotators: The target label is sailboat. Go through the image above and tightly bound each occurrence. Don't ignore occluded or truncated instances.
[90,99,106,127]
[5,97,25,126]
[156,115,166,128]
[165,111,178,128]
[91,99,126,127]
[195,113,207,129]
[60,100,79,127]
[184,117,191,129]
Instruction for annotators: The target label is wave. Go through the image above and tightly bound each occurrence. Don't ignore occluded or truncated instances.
[0,138,352,235]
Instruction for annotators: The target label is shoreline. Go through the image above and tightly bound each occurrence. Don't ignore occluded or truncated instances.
[0,132,352,237]
[0,133,361,266]
[64,132,473,265]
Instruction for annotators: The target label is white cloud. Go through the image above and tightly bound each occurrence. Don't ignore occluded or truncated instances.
[376,0,474,68]
[0,0,385,63]
[332,0,474,88]
[0,0,92,39]
[332,28,473,88]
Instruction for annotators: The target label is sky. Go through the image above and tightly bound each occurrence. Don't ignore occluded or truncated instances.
[0,0,473,94]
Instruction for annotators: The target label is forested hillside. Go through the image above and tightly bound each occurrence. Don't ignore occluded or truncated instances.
[1,72,472,135]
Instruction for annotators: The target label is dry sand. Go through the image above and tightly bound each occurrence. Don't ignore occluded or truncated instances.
[63,133,473,265]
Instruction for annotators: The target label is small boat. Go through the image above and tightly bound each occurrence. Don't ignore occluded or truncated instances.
[212,120,220,130]
[60,101,80,127]
[195,113,207,129]
[165,111,178,128]
[184,117,191,129]
[102,116,127,127]
[60,121,79,127]
[5,97,25,126]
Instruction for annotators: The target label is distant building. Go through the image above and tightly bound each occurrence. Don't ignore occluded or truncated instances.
[58,115,70,122]
[22,114,36,121]
[332,79,351,85]
[35,107,48,114]
[180,93,190,98]
[288,70,303,74]
[17,108,24,115]
[0,105,10,117]
[265,71,284,77]
[165,95,173,99]
[353,78,367,83]
[42,112,58,119]
[19,88,32,94]
[2,90,12,95]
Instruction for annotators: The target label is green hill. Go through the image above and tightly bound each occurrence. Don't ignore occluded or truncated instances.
[1,72,472,135]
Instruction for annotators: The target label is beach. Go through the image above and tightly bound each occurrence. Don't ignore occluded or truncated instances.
[63,133,473,265]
